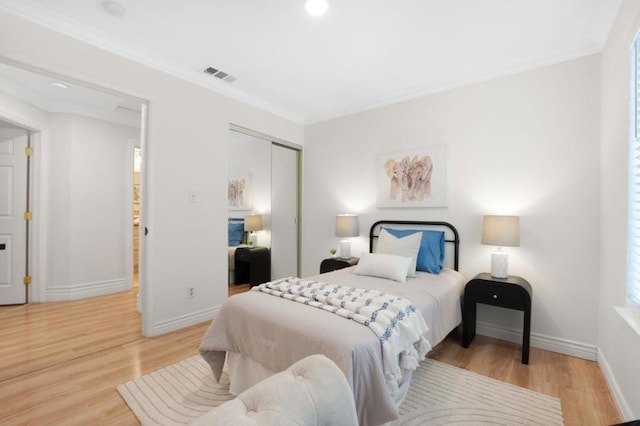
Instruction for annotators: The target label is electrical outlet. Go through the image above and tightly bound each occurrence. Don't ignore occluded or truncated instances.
[188,287,195,298]
[189,188,199,203]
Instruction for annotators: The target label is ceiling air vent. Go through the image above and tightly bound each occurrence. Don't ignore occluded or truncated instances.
[203,66,236,83]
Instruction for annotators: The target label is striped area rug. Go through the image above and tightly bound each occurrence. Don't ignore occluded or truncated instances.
[396,360,563,425]
[117,356,563,425]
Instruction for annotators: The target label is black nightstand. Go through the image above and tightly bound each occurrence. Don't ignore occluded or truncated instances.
[320,257,359,274]
[235,246,271,287]
[462,273,533,364]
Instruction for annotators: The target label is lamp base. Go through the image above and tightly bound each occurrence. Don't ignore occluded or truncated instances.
[491,251,508,278]
[339,240,351,259]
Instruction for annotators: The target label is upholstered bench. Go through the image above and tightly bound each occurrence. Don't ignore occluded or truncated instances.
[191,354,358,426]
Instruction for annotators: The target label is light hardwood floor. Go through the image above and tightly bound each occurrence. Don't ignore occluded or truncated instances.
[228,282,251,296]
[0,288,621,425]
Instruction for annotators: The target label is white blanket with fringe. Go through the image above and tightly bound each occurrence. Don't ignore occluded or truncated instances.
[253,277,431,394]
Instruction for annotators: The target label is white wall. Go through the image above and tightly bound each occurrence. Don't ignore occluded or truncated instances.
[599,0,640,420]
[0,9,304,336]
[45,113,139,300]
[304,55,602,358]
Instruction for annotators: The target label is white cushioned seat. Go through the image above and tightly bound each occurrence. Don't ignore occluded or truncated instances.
[191,354,358,426]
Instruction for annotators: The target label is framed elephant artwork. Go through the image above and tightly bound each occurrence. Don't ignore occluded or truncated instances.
[376,145,447,208]
[228,174,252,210]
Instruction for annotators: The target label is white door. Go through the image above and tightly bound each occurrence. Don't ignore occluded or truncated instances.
[270,144,299,279]
[0,131,28,305]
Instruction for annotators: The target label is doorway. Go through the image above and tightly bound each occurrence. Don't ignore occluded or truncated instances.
[0,61,147,313]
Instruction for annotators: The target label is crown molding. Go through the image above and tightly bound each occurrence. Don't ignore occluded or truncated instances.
[306,44,603,124]
[0,1,305,124]
[0,1,609,126]
[0,74,141,127]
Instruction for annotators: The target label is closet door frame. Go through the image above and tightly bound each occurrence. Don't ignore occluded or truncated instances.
[229,124,302,278]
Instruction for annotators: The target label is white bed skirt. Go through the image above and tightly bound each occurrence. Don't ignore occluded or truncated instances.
[227,351,413,406]
[227,351,276,395]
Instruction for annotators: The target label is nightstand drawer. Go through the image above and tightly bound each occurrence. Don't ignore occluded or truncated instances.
[236,249,249,261]
[466,282,526,310]
[462,273,533,364]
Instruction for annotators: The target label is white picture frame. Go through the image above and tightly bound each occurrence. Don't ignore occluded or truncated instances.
[376,145,447,208]
[228,174,252,210]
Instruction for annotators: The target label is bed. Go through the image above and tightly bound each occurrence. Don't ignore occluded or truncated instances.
[228,218,248,284]
[202,220,463,425]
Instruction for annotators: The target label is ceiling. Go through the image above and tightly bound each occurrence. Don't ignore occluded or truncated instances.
[0,0,623,124]
[0,61,142,127]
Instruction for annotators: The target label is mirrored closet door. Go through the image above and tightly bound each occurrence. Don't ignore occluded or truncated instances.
[228,128,300,286]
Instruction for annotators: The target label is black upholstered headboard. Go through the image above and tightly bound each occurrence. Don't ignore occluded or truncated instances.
[369,220,460,271]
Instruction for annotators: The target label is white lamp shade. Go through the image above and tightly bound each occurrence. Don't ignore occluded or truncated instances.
[244,214,263,232]
[336,214,358,259]
[335,214,359,237]
[481,215,520,247]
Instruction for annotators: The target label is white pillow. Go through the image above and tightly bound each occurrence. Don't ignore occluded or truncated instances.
[375,228,421,277]
[354,253,412,283]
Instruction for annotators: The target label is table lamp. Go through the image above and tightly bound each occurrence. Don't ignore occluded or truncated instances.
[244,214,263,246]
[336,214,359,259]
[481,215,520,278]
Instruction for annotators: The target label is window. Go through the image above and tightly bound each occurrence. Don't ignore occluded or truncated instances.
[628,34,640,308]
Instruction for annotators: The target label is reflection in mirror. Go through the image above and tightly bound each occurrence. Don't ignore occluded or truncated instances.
[227,129,271,290]
[227,127,300,292]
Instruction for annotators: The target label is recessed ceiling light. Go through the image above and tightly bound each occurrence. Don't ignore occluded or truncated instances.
[50,81,69,90]
[305,0,328,16]
[102,1,126,18]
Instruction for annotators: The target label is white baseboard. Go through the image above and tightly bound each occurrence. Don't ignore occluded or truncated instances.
[597,348,634,421]
[476,321,598,361]
[152,305,220,336]
[46,278,127,301]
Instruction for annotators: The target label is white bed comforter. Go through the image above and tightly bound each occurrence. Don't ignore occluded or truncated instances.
[199,267,463,426]
[254,277,431,395]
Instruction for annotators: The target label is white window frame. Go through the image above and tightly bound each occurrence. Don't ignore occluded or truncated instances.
[627,34,640,312]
